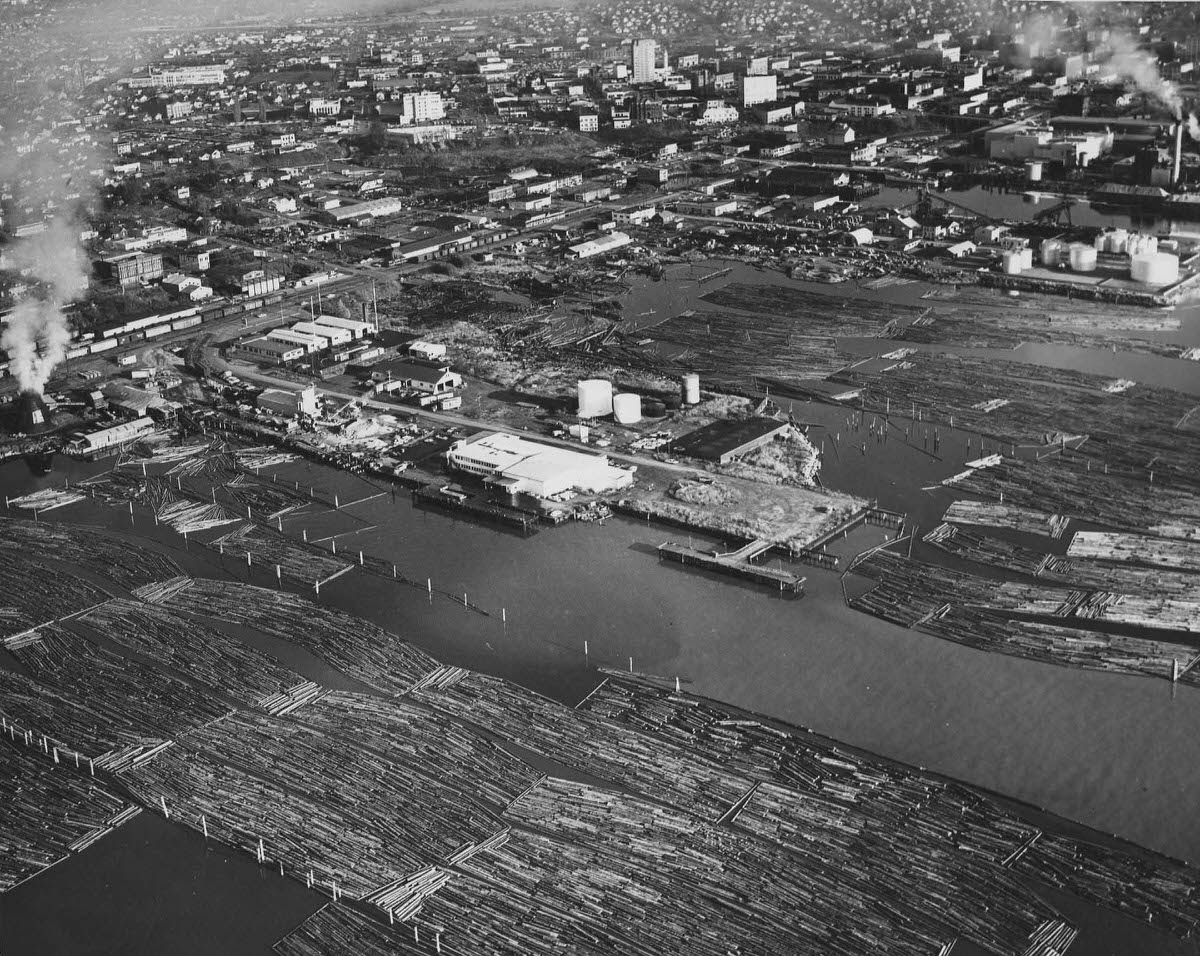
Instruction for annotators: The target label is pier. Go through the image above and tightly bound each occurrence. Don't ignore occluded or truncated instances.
[657,541,806,593]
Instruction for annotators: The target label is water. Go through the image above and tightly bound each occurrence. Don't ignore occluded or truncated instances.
[5,264,1200,952]
[866,184,1200,236]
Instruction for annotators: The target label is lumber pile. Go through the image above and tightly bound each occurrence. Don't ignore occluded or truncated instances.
[0,744,136,892]
[295,691,539,809]
[942,500,1068,539]
[121,709,505,901]
[408,670,749,821]
[158,578,438,695]
[80,599,302,705]
[0,516,182,589]
[1067,532,1200,573]
[0,625,228,757]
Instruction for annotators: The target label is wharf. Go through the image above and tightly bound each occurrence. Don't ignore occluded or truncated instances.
[657,541,806,593]
[411,486,539,533]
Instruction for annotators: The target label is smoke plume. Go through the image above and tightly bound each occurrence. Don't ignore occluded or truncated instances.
[1102,32,1183,119]
[0,218,88,394]
[1189,113,1200,143]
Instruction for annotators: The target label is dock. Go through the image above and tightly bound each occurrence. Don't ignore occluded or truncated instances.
[411,486,539,533]
[657,541,806,593]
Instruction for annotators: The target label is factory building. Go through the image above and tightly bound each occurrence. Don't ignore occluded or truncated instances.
[235,336,307,364]
[126,64,227,87]
[257,386,319,419]
[312,315,373,339]
[100,252,164,288]
[737,74,778,108]
[446,432,634,497]
[321,196,405,224]
[292,321,352,348]
[268,329,328,354]
[66,417,156,456]
[566,231,632,260]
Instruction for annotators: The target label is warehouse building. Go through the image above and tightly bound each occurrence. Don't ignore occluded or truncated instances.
[671,418,792,464]
[566,231,632,260]
[66,417,156,456]
[236,336,307,364]
[446,432,633,497]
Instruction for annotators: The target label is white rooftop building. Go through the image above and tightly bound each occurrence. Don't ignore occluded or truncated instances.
[446,432,634,498]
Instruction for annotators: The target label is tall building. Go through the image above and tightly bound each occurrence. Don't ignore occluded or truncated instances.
[399,91,446,124]
[631,38,658,83]
[738,73,777,108]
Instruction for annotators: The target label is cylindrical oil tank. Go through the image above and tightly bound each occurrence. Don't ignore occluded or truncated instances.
[643,399,667,417]
[1093,232,1107,251]
[1159,239,1180,255]
[681,372,700,406]
[577,379,613,418]
[1130,252,1180,285]
[1127,234,1158,257]
[1068,243,1097,272]
[1025,160,1043,182]
[612,393,642,424]
[1019,248,1034,271]
[1107,228,1128,254]
[1040,238,1063,266]
[1001,250,1024,274]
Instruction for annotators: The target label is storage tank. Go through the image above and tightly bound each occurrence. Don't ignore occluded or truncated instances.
[1107,228,1128,254]
[1130,252,1180,285]
[1126,234,1158,257]
[577,379,613,418]
[681,372,700,406]
[1019,248,1034,271]
[1068,243,1097,272]
[643,399,667,417]
[1040,238,1063,267]
[1025,160,1043,183]
[612,393,642,424]
[1001,249,1024,274]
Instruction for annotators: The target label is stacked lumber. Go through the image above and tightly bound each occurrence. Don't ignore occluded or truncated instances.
[295,692,539,809]
[208,524,349,587]
[0,551,107,638]
[159,578,439,695]
[408,670,749,821]
[942,500,1068,539]
[1067,532,1200,573]
[121,709,505,900]
[81,599,302,705]
[952,458,1200,540]
[0,626,228,757]
[0,516,182,589]
[0,744,135,891]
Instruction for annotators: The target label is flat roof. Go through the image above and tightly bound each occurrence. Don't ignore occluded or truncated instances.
[672,417,791,461]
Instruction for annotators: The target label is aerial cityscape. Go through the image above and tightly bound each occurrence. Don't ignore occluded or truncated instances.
[1,0,1199,953]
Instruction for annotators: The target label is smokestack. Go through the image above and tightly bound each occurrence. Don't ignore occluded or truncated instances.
[1174,121,1184,185]
[15,392,54,436]
[233,99,242,123]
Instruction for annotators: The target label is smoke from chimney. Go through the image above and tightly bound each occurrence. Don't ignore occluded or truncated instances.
[0,219,88,395]
[1102,32,1183,120]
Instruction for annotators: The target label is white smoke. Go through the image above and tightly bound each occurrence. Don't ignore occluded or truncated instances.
[0,218,89,395]
[1103,32,1183,119]
[1189,113,1200,143]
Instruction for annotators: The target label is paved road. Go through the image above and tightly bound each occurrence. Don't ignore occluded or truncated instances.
[231,363,701,477]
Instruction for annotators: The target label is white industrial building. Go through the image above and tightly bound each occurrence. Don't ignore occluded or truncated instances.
[322,196,405,223]
[258,385,320,419]
[311,315,373,339]
[446,432,634,498]
[268,328,328,353]
[66,418,156,455]
[293,321,352,347]
[567,231,632,260]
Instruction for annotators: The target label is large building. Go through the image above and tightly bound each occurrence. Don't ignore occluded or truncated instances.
[446,432,634,498]
[398,92,446,124]
[737,74,777,108]
[100,252,164,288]
[631,38,660,84]
[126,64,227,88]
